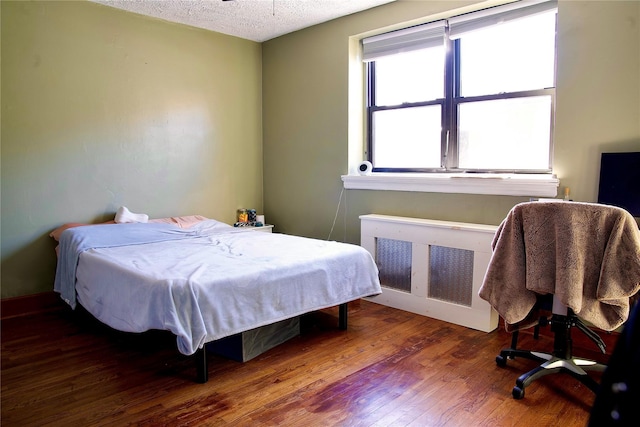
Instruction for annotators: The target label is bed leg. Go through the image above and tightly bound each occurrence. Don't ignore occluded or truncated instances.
[339,303,348,330]
[195,346,208,383]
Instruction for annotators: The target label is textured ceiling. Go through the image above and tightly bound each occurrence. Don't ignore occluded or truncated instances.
[90,0,396,42]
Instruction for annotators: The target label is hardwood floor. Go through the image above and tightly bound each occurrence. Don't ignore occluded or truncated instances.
[1,300,610,426]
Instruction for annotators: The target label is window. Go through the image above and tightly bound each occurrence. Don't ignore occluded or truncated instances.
[363,0,557,173]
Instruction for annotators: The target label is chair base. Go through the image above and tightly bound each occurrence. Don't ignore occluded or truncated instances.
[496,311,607,399]
[497,348,607,399]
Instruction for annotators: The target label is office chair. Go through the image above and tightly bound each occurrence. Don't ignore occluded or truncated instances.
[479,201,640,399]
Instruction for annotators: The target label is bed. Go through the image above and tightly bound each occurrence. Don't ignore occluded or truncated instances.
[52,217,381,382]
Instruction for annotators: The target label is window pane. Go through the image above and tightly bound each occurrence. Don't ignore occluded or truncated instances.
[459,12,556,97]
[373,106,442,169]
[458,96,551,170]
[375,47,445,105]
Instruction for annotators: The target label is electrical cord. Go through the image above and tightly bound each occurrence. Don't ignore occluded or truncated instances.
[327,186,345,241]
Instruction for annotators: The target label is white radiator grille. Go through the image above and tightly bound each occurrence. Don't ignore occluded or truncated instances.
[376,238,412,293]
[428,245,474,307]
[360,214,499,332]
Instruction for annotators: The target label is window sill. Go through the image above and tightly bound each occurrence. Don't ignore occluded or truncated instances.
[341,173,559,197]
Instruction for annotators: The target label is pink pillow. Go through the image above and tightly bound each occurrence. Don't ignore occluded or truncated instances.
[50,215,209,242]
[49,221,115,242]
[148,215,209,228]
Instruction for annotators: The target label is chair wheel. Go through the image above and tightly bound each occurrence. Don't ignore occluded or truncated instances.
[496,355,507,367]
[512,386,525,399]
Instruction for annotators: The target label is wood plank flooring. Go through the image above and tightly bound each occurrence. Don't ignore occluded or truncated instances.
[1,300,610,426]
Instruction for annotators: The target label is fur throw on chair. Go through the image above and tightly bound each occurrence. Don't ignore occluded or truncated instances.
[479,201,640,332]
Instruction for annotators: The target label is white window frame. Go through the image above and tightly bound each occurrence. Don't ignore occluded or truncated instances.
[344,0,560,197]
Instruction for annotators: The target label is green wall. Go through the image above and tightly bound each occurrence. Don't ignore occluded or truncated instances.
[262,0,640,243]
[1,1,263,298]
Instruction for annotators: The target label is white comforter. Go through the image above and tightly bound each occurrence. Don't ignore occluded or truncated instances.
[63,220,380,355]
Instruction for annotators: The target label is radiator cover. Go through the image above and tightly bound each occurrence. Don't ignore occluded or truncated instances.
[360,214,498,332]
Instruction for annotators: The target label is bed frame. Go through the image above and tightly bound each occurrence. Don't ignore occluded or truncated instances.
[194,303,348,383]
[53,220,379,384]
